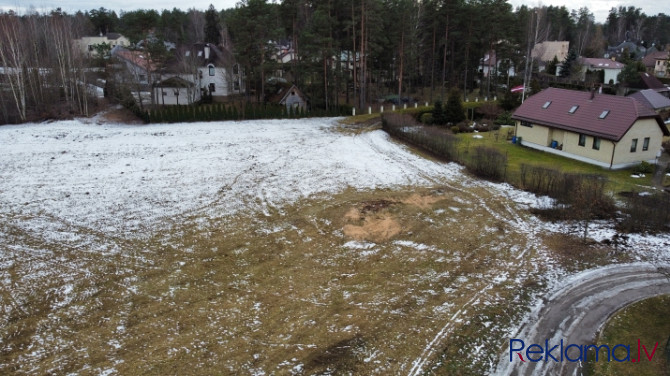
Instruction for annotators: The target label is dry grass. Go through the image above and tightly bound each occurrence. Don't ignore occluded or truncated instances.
[542,233,632,271]
[0,184,583,374]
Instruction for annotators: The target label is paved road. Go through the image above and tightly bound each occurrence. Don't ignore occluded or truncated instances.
[495,263,670,376]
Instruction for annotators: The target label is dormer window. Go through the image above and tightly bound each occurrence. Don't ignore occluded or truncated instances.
[209,65,215,76]
[542,101,552,109]
[599,110,610,119]
[568,105,579,113]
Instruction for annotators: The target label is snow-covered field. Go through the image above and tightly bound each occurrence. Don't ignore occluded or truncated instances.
[0,118,461,237]
[1,117,669,375]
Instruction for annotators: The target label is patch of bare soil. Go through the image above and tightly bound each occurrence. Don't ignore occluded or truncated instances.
[100,106,144,124]
[401,193,444,209]
[343,217,402,242]
[342,199,401,242]
[341,193,445,242]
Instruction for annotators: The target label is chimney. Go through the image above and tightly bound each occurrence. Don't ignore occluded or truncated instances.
[590,88,595,100]
[204,45,210,60]
[598,85,603,94]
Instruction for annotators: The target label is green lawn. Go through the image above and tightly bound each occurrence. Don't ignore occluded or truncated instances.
[587,295,670,375]
[455,128,656,194]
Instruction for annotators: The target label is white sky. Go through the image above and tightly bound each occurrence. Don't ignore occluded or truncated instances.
[0,0,662,24]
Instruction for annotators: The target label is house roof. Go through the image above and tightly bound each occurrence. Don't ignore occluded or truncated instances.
[164,43,235,74]
[512,87,668,141]
[580,58,624,70]
[266,81,305,105]
[628,89,670,111]
[113,48,158,72]
[642,51,669,69]
[153,76,195,88]
[106,33,123,40]
[636,72,666,89]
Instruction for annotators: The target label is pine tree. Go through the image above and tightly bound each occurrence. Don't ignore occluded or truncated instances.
[559,49,577,78]
[546,56,560,76]
[204,5,221,46]
[433,100,446,125]
[445,88,465,124]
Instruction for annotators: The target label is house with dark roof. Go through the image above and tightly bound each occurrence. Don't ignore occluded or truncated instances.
[189,43,244,100]
[605,40,647,61]
[512,88,669,169]
[162,43,244,103]
[266,80,308,111]
[627,89,670,113]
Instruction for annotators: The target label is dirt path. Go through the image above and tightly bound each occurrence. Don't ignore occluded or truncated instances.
[495,263,670,376]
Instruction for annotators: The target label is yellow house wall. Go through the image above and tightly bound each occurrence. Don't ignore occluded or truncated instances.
[561,132,614,165]
[612,119,664,165]
[515,121,550,145]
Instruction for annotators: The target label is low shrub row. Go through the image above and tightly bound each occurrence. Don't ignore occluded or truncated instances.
[145,103,353,123]
[381,113,634,231]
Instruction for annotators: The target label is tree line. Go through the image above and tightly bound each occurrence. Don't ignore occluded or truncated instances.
[2,2,669,123]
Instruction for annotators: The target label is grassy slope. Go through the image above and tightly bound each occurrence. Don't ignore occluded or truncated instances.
[588,295,670,375]
[455,128,656,194]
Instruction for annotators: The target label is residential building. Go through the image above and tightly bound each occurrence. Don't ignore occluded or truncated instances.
[153,77,200,105]
[579,58,624,84]
[642,51,669,77]
[512,88,668,169]
[178,43,244,101]
[75,33,130,57]
[479,50,516,78]
[627,89,670,113]
[531,41,569,71]
[266,79,308,111]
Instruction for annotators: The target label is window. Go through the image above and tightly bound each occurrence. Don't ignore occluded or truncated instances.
[521,121,533,128]
[592,137,600,150]
[643,137,650,151]
[542,101,552,109]
[578,134,586,146]
[233,64,239,75]
[569,105,579,113]
[630,138,638,152]
[234,81,240,91]
[162,91,167,96]
[208,65,215,76]
[599,110,610,119]
[209,83,215,93]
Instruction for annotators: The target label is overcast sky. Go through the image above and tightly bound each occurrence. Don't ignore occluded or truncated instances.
[0,0,661,24]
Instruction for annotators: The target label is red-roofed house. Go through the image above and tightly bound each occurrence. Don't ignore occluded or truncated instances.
[512,88,669,169]
[579,58,624,84]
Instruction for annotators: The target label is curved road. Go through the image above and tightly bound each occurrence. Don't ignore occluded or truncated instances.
[495,263,670,376]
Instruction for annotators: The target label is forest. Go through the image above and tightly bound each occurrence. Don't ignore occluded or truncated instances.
[1,0,670,123]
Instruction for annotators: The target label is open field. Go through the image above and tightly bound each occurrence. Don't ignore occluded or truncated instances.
[1,118,669,374]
